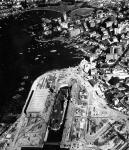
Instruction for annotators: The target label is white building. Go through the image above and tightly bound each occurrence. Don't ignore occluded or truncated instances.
[69,28,81,37]
[26,88,49,114]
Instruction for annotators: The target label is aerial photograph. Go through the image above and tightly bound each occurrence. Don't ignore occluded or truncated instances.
[0,0,129,150]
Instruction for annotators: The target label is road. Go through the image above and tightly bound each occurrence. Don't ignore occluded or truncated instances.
[61,68,129,149]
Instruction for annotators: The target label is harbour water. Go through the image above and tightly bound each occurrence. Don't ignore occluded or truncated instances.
[0,13,83,123]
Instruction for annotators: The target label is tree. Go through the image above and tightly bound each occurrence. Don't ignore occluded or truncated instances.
[108,76,120,85]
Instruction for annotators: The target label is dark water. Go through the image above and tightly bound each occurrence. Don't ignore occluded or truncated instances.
[0,11,84,123]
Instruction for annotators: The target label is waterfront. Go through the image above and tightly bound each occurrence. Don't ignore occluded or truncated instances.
[0,13,83,123]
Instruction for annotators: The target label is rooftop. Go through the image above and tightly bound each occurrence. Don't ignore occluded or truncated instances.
[26,88,49,113]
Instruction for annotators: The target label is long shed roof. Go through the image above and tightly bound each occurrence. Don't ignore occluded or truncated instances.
[26,88,49,113]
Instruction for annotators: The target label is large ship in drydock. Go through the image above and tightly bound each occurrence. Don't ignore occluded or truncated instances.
[49,84,71,131]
